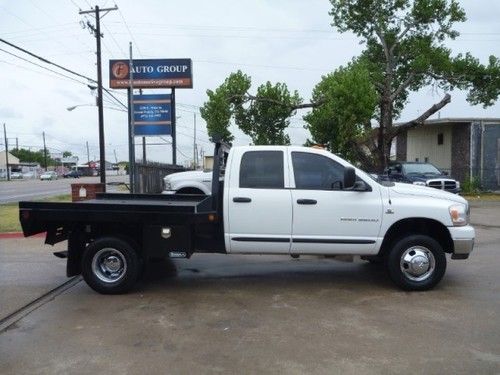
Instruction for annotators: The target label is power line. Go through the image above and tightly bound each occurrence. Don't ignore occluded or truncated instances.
[0,48,90,86]
[114,1,143,57]
[0,38,127,109]
[0,38,94,82]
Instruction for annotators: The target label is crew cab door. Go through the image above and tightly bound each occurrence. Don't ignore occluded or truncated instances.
[289,151,382,255]
[225,148,292,254]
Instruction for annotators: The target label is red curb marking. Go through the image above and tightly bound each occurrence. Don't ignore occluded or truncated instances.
[0,232,45,239]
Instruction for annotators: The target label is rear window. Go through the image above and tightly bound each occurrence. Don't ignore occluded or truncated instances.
[239,151,284,189]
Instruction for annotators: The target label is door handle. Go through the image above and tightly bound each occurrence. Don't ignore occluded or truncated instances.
[297,199,317,205]
[233,197,252,203]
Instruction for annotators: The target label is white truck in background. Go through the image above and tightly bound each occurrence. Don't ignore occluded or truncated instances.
[162,170,212,195]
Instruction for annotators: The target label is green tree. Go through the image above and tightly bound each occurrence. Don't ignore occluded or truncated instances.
[304,61,378,163]
[10,148,55,168]
[63,151,73,158]
[200,70,303,145]
[328,0,500,170]
[200,71,251,143]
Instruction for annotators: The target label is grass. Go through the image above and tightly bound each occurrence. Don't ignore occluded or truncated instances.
[0,194,71,233]
[462,193,500,202]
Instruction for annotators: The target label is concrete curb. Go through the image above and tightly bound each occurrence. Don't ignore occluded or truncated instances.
[0,232,45,239]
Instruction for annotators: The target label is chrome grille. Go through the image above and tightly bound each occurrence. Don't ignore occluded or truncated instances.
[444,181,457,190]
[427,179,457,191]
[428,181,443,189]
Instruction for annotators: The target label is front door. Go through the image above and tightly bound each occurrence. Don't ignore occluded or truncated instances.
[227,149,292,254]
[289,151,382,255]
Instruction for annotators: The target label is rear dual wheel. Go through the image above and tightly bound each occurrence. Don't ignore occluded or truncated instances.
[82,237,140,294]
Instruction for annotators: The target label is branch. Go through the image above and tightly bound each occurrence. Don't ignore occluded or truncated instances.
[389,22,413,55]
[391,93,451,137]
[390,72,416,101]
[375,29,390,62]
[227,93,324,112]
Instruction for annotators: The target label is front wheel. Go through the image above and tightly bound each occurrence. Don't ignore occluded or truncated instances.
[82,237,140,294]
[386,235,446,291]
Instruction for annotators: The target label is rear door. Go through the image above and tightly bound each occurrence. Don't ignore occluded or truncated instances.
[226,148,292,254]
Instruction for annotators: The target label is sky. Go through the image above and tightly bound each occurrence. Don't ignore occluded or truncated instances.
[0,0,499,166]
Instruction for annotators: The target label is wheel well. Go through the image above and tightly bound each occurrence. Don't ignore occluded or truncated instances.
[176,187,206,195]
[379,218,453,257]
[68,224,143,276]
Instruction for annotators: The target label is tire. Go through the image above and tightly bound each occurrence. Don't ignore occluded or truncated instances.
[385,235,446,291]
[82,237,140,294]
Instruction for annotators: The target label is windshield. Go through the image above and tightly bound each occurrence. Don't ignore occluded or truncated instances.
[402,163,441,175]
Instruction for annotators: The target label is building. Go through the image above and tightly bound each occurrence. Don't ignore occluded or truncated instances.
[395,118,500,190]
[0,150,20,178]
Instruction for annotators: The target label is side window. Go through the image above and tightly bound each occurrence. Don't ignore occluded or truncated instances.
[239,151,284,189]
[292,152,345,190]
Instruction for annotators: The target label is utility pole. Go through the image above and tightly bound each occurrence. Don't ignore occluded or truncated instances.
[142,137,146,163]
[79,5,118,188]
[42,131,48,171]
[3,123,10,181]
[128,41,136,193]
[171,88,176,165]
[193,112,197,169]
[86,141,90,163]
[15,137,18,150]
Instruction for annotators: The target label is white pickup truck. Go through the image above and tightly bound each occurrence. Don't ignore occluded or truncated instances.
[20,141,475,294]
[162,170,212,195]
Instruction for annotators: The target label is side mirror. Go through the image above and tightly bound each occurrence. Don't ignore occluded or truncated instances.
[343,167,356,190]
[353,181,370,191]
[442,171,449,176]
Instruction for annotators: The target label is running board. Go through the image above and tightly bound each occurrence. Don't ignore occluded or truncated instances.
[53,250,68,259]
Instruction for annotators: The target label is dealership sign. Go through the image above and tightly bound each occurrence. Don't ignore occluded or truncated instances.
[109,59,192,89]
[133,94,171,136]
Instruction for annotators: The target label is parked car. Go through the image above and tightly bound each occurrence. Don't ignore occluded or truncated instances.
[380,161,460,193]
[22,172,35,179]
[10,172,23,179]
[162,170,212,195]
[63,170,82,179]
[40,171,58,181]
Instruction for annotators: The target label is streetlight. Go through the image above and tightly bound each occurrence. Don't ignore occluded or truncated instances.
[67,104,126,113]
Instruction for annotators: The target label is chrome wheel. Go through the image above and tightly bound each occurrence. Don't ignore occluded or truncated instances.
[91,248,127,283]
[399,246,436,282]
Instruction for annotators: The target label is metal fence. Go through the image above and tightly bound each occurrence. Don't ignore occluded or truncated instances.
[134,162,186,193]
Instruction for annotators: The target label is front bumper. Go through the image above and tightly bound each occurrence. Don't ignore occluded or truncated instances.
[448,225,475,259]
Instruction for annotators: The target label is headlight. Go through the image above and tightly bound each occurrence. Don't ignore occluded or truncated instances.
[164,180,171,190]
[456,181,460,189]
[413,181,426,186]
[449,204,469,226]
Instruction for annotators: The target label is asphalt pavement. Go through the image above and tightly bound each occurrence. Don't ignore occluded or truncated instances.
[0,173,128,204]
[0,201,498,374]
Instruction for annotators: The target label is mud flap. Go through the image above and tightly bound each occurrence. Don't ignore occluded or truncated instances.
[67,229,85,277]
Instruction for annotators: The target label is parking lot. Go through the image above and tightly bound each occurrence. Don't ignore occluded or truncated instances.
[0,201,499,374]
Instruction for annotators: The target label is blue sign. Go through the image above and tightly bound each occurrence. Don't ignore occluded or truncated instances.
[110,59,192,89]
[133,94,171,136]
